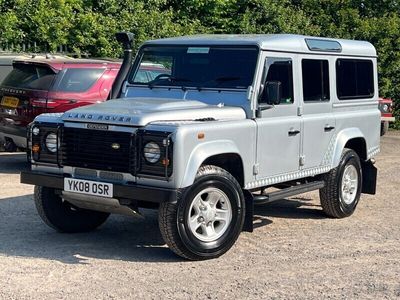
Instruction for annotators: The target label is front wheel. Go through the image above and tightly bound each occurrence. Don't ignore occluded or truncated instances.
[159,165,245,260]
[319,149,362,218]
[34,186,110,233]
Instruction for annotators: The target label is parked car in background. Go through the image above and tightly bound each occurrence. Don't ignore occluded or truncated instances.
[0,57,121,151]
[378,98,395,136]
[133,62,171,83]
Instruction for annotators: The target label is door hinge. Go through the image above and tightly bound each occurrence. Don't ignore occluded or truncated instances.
[297,106,303,116]
[253,163,259,175]
[299,155,305,166]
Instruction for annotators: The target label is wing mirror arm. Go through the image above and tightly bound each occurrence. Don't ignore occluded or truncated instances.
[256,103,273,118]
[256,81,282,118]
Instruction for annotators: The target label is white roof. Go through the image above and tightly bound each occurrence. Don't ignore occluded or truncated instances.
[145,34,377,57]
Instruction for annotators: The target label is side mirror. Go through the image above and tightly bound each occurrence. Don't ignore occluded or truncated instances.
[263,81,282,105]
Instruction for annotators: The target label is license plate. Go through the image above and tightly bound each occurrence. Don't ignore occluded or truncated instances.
[64,178,113,198]
[1,96,19,108]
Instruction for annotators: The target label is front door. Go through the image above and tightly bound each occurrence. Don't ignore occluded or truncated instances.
[256,55,301,181]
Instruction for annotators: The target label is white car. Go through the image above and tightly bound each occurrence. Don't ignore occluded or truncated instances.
[22,34,380,260]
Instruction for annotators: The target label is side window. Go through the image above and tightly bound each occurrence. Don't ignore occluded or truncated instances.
[336,59,374,100]
[264,58,294,104]
[53,68,104,92]
[302,59,330,102]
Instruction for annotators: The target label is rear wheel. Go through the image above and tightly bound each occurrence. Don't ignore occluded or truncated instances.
[319,149,362,218]
[159,165,245,260]
[380,121,389,136]
[34,186,110,233]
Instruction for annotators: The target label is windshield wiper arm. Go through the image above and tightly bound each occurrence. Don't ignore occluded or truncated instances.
[148,75,192,89]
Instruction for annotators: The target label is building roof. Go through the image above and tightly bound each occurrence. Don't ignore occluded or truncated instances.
[144,34,377,57]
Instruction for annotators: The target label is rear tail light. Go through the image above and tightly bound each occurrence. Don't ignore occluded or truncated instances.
[31,98,73,108]
[388,102,393,113]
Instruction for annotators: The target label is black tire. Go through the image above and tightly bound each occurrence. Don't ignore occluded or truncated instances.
[158,165,245,260]
[319,149,362,218]
[34,186,110,233]
[380,121,389,136]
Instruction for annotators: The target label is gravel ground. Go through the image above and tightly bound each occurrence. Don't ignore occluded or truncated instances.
[0,132,399,299]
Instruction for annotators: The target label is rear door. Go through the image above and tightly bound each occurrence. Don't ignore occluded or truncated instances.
[49,67,106,108]
[300,57,336,169]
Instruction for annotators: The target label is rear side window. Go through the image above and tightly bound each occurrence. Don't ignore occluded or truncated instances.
[0,65,13,84]
[336,59,374,100]
[53,68,104,92]
[1,63,56,90]
[302,59,330,102]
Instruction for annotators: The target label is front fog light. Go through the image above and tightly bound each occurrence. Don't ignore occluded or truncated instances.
[45,133,58,153]
[143,142,161,163]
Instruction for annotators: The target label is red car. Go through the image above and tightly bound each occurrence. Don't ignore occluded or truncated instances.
[0,57,121,151]
[378,98,395,136]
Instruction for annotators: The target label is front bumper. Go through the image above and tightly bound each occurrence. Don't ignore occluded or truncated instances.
[20,171,178,203]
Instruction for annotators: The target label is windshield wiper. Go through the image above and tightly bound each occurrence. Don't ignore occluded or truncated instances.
[148,75,192,88]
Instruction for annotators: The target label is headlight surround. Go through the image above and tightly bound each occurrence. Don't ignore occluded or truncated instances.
[137,130,173,178]
[30,123,63,165]
[45,132,58,153]
[143,141,161,163]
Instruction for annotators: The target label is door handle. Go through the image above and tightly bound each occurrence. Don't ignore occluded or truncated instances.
[288,129,300,136]
[324,125,335,132]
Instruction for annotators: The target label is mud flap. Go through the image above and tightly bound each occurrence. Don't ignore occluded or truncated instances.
[242,190,254,232]
[362,160,377,195]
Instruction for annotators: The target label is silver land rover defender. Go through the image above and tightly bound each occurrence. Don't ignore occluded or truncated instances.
[21,34,380,260]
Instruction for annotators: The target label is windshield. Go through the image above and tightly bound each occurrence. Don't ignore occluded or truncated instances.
[130,46,258,89]
[1,63,56,90]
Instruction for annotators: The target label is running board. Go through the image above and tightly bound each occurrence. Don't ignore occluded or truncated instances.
[253,181,325,205]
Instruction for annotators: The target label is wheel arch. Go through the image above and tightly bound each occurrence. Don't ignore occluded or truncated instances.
[202,153,244,187]
[332,128,367,167]
[180,140,245,188]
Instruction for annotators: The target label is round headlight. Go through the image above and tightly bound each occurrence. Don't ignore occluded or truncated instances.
[382,104,389,112]
[32,126,40,136]
[45,133,58,153]
[143,142,161,163]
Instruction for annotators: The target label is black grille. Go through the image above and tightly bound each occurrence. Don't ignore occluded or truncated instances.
[62,127,136,173]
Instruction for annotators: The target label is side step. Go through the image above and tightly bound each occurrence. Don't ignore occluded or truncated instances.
[253,181,325,205]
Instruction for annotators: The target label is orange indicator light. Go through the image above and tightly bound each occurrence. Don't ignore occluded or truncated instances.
[197,132,205,139]
[32,144,40,153]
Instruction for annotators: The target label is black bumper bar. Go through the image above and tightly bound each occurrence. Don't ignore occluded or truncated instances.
[20,171,177,203]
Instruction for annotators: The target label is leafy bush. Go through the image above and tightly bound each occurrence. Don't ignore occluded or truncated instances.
[0,0,398,123]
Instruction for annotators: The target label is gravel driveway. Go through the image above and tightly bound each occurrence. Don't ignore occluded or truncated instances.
[0,132,399,299]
